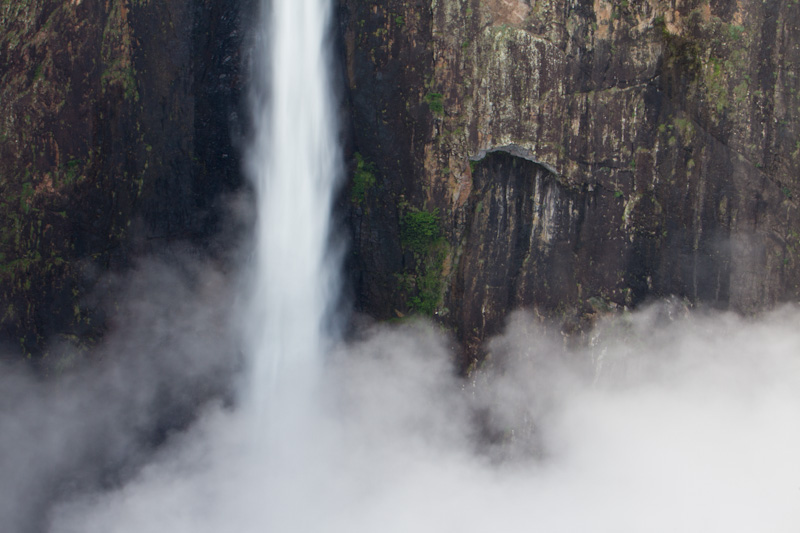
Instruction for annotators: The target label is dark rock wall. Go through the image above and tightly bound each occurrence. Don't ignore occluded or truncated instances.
[2,0,798,363]
[339,0,436,317]
[340,0,800,363]
[0,0,247,358]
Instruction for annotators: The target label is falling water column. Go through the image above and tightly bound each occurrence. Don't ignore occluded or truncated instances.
[244,0,342,427]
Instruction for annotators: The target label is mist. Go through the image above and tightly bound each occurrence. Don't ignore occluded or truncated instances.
[0,253,241,533]
[3,299,791,532]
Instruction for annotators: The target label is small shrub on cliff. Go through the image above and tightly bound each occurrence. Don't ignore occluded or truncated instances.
[423,92,444,116]
[401,207,441,254]
[400,207,446,315]
[409,246,446,315]
[350,152,376,204]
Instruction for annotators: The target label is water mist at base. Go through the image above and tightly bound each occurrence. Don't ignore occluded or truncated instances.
[46,305,800,532]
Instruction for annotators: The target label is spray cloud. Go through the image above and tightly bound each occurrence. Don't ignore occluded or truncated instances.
[42,305,800,533]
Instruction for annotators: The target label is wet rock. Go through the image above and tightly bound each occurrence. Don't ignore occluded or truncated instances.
[340,0,800,365]
[0,0,249,359]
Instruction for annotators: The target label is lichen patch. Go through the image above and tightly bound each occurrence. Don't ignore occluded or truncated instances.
[593,0,612,39]
[486,0,530,27]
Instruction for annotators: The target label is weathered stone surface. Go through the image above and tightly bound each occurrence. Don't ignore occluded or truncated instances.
[3,0,798,366]
[0,0,247,359]
[340,0,800,366]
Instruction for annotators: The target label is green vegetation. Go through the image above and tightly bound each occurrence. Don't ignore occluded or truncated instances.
[401,207,441,254]
[62,157,82,184]
[733,81,748,105]
[409,251,446,315]
[673,116,695,141]
[100,1,139,101]
[101,60,138,101]
[400,207,446,315]
[703,56,729,114]
[423,92,444,116]
[727,24,745,41]
[33,62,44,82]
[350,152,376,204]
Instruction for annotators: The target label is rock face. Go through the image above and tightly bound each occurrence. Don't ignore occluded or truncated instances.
[2,1,799,365]
[0,0,247,358]
[340,0,800,363]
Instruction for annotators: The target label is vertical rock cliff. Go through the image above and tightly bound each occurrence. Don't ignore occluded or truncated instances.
[340,0,800,362]
[0,0,247,358]
[2,1,798,364]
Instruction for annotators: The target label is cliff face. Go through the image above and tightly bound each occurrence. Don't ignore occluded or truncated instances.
[0,0,246,358]
[340,0,800,361]
[2,1,798,363]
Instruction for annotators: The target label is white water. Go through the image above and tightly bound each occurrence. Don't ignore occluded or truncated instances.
[243,0,341,426]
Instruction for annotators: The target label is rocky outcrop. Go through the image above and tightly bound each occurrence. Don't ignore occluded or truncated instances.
[340,0,800,364]
[0,0,247,359]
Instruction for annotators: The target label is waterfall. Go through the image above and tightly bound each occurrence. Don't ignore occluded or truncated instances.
[244,0,341,426]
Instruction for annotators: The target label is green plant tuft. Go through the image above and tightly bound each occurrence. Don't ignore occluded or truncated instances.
[401,207,441,254]
[423,92,444,116]
[350,152,376,204]
[400,207,446,315]
[727,24,745,41]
